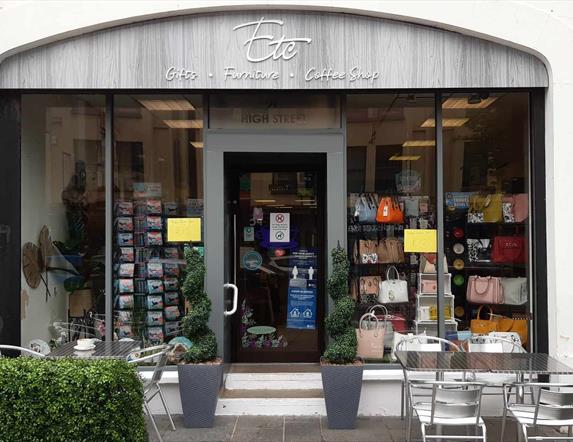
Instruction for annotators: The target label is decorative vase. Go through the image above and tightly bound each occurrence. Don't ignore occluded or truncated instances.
[320,362,364,429]
[178,361,223,428]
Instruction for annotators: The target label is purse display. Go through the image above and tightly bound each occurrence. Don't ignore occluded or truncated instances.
[500,277,528,305]
[503,193,528,223]
[470,305,498,334]
[467,194,502,223]
[495,315,528,345]
[356,313,387,360]
[355,194,378,223]
[466,276,504,304]
[359,276,380,303]
[491,236,526,263]
[379,266,408,303]
[376,197,404,224]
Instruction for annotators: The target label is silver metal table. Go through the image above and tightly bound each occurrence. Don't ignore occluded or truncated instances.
[47,341,139,359]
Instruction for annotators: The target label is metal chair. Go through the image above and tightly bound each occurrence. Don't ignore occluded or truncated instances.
[409,380,487,442]
[127,345,176,442]
[501,382,573,441]
[0,344,45,358]
[396,335,462,441]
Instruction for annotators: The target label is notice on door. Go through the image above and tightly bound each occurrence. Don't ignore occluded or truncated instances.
[270,212,290,243]
[287,286,316,329]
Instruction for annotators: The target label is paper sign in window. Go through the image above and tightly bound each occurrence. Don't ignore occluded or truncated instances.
[167,218,202,242]
[404,229,437,253]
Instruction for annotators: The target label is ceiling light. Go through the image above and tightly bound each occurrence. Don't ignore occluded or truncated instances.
[190,141,204,148]
[389,154,421,161]
[442,97,498,109]
[402,140,435,147]
[163,120,203,129]
[421,118,470,128]
[138,99,195,111]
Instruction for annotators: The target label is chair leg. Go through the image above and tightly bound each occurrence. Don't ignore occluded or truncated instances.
[569,425,572,438]
[480,423,487,442]
[157,385,176,431]
[406,408,413,442]
[400,380,405,420]
[520,424,528,442]
[144,402,163,442]
[420,423,427,442]
[500,405,507,442]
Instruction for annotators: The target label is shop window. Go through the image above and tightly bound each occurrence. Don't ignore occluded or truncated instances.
[113,95,204,345]
[209,94,340,129]
[346,94,436,363]
[442,92,531,351]
[21,95,106,348]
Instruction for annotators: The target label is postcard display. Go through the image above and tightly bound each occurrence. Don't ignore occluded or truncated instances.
[114,199,184,345]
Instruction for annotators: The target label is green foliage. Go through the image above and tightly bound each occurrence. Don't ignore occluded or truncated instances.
[181,247,218,363]
[323,246,357,364]
[0,358,146,442]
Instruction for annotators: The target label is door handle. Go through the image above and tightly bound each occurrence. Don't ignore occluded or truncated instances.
[223,283,238,316]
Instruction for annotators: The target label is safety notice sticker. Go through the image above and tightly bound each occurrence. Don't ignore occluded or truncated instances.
[270,212,290,243]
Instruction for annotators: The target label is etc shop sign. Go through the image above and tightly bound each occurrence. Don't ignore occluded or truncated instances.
[165,17,381,84]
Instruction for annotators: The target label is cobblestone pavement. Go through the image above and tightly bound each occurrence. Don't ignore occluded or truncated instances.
[147,415,564,441]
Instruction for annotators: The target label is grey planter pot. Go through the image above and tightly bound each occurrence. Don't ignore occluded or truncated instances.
[178,362,223,428]
[321,362,364,429]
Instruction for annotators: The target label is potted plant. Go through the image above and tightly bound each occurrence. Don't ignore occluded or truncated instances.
[321,246,363,429]
[178,246,221,428]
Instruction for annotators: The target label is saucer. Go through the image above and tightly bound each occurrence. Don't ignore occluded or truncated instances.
[73,344,95,351]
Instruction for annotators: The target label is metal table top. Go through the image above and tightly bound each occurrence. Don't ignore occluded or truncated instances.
[47,341,139,360]
[395,351,573,375]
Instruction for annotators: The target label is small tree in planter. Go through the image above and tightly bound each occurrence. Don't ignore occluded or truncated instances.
[178,246,222,428]
[321,245,363,429]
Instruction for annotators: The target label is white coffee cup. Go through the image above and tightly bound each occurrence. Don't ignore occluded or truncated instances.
[76,338,93,349]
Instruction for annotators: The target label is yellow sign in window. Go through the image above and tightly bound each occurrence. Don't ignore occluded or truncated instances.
[404,229,437,253]
[167,218,202,242]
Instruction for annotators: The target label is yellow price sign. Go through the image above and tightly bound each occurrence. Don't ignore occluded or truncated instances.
[404,229,437,253]
[167,218,202,242]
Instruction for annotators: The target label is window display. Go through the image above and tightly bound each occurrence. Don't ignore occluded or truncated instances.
[113,95,204,345]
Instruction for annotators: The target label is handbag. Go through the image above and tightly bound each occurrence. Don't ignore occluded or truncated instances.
[500,277,528,305]
[466,276,504,304]
[489,331,522,351]
[379,266,408,303]
[386,238,405,263]
[376,197,404,224]
[369,305,407,333]
[470,305,498,334]
[377,239,391,264]
[359,239,378,264]
[356,194,377,223]
[492,236,526,263]
[513,193,529,222]
[359,276,380,304]
[356,313,387,360]
[419,253,448,273]
[495,315,528,345]
[467,239,492,263]
[468,194,502,223]
[421,279,438,294]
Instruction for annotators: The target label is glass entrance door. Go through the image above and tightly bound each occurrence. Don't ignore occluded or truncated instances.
[225,153,325,363]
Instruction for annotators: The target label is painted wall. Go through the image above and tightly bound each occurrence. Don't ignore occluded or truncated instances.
[2,1,573,362]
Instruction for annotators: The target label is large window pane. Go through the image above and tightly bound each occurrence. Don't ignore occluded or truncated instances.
[21,95,106,348]
[347,93,436,363]
[442,92,531,350]
[113,95,203,345]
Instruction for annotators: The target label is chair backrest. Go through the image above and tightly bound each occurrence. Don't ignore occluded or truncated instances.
[396,335,461,353]
[466,335,524,353]
[127,345,171,387]
[429,382,484,425]
[535,387,573,422]
[0,344,45,358]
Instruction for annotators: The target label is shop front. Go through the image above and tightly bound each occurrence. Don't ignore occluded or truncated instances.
[0,10,548,371]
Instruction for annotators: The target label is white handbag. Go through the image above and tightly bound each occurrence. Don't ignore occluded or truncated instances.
[356,313,387,360]
[488,331,522,352]
[500,277,528,305]
[379,266,408,304]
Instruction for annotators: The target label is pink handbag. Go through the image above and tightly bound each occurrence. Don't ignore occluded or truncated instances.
[466,276,504,304]
[356,313,387,360]
[421,279,437,293]
[503,194,529,223]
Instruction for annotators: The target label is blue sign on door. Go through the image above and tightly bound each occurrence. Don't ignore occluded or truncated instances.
[287,286,316,329]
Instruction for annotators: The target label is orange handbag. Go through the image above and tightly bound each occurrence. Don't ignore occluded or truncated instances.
[470,305,498,335]
[496,315,528,345]
[376,197,404,224]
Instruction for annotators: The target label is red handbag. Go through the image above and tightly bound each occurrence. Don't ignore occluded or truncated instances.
[492,236,526,263]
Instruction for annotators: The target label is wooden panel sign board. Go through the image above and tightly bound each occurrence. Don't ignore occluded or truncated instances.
[167,218,202,242]
[404,229,437,253]
[0,12,548,89]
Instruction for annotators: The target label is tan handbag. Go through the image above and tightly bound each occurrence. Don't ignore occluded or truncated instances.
[359,276,380,296]
[377,239,391,264]
[470,305,498,334]
[359,240,378,264]
[386,238,405,263]
[495,315,528,345]
[356,313,387,360]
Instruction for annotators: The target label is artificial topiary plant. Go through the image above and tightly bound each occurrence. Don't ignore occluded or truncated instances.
[323,245,358,364]
[181,247,218,363]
